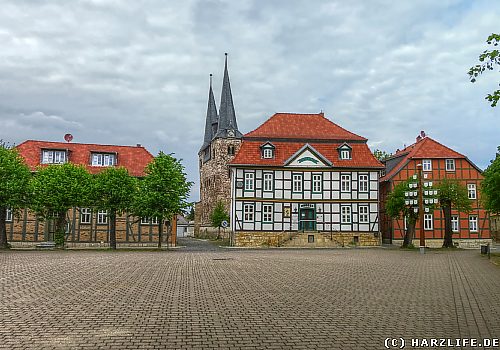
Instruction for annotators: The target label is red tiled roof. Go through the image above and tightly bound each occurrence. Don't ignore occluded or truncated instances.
[16,140,154,177]
[380,137,467,181]
[245,113,367,141]
[231,141,383,168]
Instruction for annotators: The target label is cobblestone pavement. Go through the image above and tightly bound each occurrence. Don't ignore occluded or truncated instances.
[0,248,499,349]
[177,237,224,252]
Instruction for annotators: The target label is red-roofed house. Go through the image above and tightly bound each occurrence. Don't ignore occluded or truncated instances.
[5,140,179,247]
[379,133,491,248]
[229,112,384,246]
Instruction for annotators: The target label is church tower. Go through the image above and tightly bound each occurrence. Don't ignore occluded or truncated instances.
[195,54,242,235]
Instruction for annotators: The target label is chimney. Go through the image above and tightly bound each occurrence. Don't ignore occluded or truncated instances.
[420,130,426,138]
[136,143,141,147]
[416,135,422,142]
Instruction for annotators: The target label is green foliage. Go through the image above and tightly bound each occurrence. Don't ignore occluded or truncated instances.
[94,167,137,214]
[31,163,93,247]
[373,149,392,161]
[210,201,229,230]
[0,144,32,249]
[185,206,195,221]
[135,152,192,222]
[469,33,500,107]
[436,178,472,213]
[482,146,500,214]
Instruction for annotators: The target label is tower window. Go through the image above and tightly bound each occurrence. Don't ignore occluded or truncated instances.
[228,145,235,155]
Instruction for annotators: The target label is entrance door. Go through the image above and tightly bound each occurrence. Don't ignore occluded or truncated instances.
[299,208,316,231]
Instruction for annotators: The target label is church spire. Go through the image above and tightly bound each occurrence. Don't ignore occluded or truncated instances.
[216,53,242,139]
[201,74,218,151]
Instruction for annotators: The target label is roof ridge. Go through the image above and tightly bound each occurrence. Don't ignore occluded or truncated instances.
[22,139,150,149]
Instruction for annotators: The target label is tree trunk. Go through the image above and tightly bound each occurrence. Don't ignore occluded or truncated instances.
[442,201,454,248]
[402,219,416,248]
[217,226,221,240]
[0,207,9,249]
[158,219,163,249]
[109,211,117,250]
[54,211,67,248]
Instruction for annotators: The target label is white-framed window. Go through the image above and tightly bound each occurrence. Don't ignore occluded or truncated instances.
[151,217,159,225]
[91,153,116,167]
[359,205,369,223]
[97,210,108,225]
[469,215,478,232]
[244,172,254,191]
[424,214,433,230]
[243,204,254,222]
[293,174,302,192]
[263,172,273,192]
[263,148,273,159]
[41,149,67,164]
[6,208,13,222]
[262,204,273,223]
[141,217,160,225]
[341,206,351,224]
[312,174,322,193]
[140,217,150,225]
[80,208,91,224]
[340,149,351,160]
[451,215,459,232]
[358,174,369,192]
[341,174,351,192]
[467,184,476,199]
[445,159,455,171]
[422,159,432,171]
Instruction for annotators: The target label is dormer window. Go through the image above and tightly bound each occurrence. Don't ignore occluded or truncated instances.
[41,149,67,164]
[260,142,275,159]
[337,143,352,160]
[91,152,116,166]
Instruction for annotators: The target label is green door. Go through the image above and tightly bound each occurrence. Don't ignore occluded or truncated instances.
[299,208,316,231]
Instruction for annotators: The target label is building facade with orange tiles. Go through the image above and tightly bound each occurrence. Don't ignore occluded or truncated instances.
[379,133,491,248]
[6,140,177,247]
[229,112,384,247]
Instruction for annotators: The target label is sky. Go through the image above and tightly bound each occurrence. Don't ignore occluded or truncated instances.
[1,0,499,202]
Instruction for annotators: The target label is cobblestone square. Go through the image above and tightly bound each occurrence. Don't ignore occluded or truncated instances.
[1,244,499,349]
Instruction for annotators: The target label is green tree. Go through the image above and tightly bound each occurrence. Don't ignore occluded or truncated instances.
[210,201,229,240]
[373,149,392,161]
[469,33,500,107]
[135,152,192,248]
[185,206,195,221]
[31,163,93,247]
[482,146,500,214]
[94,167,137,250]
[0,143,31,249]
[437,178,471,248]
[385,179,418,248]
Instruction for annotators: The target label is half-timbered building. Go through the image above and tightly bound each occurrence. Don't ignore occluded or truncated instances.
[379,133,491,248]
[229,112,384,247]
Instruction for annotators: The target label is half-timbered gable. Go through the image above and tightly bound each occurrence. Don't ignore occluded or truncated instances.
[229,112,384,247]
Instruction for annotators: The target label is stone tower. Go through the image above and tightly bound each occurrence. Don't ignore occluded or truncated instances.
[195,54,242,235]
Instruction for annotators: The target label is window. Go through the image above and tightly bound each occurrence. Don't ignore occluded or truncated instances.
[6,208,13,222]
[451,215,459,232]
[422,159,432,171]
[141,217,159,225]
[469,215,478,232]
[341,174,351,192]
[341,206,351,224]
[358,174,369,192]
[312,174,322,193]
[292,174,302,192]
[262,205,273,223]
[151,217,159,225]
[445,159,455,171]
[244,172,254,191]
[359,206,369,223]
[227,145,235,155]
[91,153,116,167]
[41,150,67,164]
[340,149,351,160]
[97,210,108,225]
[263,148,273,159]
[467,184,476,199]
[80,208,91,224]
[243,204,254,222]
[140,217,150,225]
[263,172,273,192]
[424,214,433,230]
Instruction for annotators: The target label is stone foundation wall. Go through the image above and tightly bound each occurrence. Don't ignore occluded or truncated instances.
[235,231,381,247]
[391,238,493,249]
